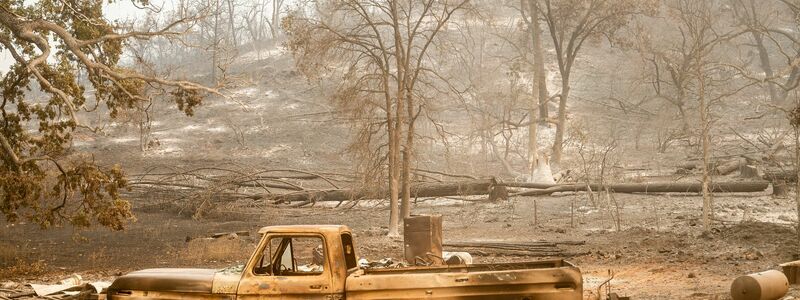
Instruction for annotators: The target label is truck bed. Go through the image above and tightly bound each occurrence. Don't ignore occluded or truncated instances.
[345,259,582,300]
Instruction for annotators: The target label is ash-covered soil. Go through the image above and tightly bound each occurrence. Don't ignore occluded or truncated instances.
[3,47,799,300]
[2,190,799,299]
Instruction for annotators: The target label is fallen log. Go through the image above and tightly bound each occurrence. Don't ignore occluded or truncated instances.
[455,248,568,257]
[444,240,585,249]
[715,158,745,175]
[676,158,743,175]
[268,178,770,203]
[510,181,769,197]
[676,161,720,173]
[268,179,497,203]
[678,151,769,167]
[764,169,797,182]
[677,162,701,171]
[498,181,557,189]
[500,181,768,193]
[211,230,250,238]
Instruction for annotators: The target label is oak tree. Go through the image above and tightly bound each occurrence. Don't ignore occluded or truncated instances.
[284,0,467,236]
[539,0,654,170]
[0,0,215,229]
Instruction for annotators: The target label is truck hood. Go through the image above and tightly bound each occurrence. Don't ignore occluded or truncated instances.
[108,268,218,294]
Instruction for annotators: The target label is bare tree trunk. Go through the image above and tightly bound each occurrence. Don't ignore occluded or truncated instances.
[794,126,800,246]
[552,85,569,171]
[699,62,713,233]
[401,97,415,219]
[390,0,407,236]
[382,56,400,237]
[527,0,549,125]
[524,0,547,178]
[400,128,411,219]
[389,1,413,222]
[380,21,399,237]
[739,0,780,103]
[387,108,400,237]
[227,0,238,47]
[677,100,690,134]
[752,31,779,103]
[528,104,539,177]
[271,0,283,39]
[394,119,407,220]
[211,0,220,85]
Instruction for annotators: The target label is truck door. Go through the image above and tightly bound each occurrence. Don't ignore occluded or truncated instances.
[237,234,336,300]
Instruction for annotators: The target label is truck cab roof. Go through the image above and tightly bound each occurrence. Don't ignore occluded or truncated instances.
[257,224,351,235]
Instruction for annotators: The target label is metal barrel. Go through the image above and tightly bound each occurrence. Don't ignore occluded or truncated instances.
[403,215,443,265]
[730,270,789,300]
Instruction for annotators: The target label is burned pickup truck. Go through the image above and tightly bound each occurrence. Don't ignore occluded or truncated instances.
[107,225,582,299]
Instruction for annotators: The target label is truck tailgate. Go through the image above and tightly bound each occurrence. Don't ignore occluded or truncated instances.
[345,260,582,300]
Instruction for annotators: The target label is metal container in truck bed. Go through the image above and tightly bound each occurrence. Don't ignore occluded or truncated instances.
[107,225,583,300]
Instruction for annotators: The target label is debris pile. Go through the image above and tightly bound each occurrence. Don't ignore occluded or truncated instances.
[358,258,409,269]
[442,251,473,265]
[0,275,109,300]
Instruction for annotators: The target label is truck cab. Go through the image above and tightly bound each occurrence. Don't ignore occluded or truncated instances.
[108,225,356,300]
[234,225,356,299]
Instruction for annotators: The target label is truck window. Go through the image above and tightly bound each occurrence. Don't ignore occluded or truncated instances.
[254,236,325,276]
[341,233,357,270]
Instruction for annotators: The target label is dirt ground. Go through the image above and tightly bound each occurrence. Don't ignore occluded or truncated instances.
[2,189,800,300]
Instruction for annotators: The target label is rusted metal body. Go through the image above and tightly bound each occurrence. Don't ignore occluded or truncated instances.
[108,268,216,293]
[404,215,443,264]
[107,225,582,300]
[730,270,789,300]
